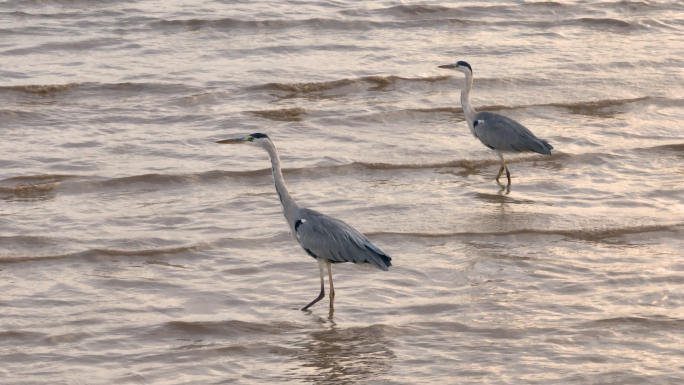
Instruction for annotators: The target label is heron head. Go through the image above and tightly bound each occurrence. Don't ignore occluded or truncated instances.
[438,61,472,75]
[216,133,270,146]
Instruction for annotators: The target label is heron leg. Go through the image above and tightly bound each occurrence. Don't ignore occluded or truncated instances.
[496,165,505,181]
[495,151,506,182]
[325,260,335,301]
[505,165,511,185]
[301,258,326,311]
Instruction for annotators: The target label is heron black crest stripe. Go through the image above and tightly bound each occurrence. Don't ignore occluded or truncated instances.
[250,133,269,139]
[457,61,472,72]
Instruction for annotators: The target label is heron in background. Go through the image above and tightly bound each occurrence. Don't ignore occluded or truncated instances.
[438,61,553,184]
[217,133,392,311]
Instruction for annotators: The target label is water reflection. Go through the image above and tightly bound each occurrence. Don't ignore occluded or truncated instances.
[496,179,511,195]
[293,322,395,384]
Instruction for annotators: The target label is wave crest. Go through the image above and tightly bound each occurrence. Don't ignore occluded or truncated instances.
[0,243,209,264]
[0,83,79,95]
[248,107,308,121]
[368,224,682,242]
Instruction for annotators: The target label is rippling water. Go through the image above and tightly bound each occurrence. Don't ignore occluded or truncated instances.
[2,0,684,383]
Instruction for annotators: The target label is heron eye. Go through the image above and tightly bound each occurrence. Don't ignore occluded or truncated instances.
[246,137,254,141]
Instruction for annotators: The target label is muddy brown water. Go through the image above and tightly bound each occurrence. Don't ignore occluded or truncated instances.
[2,0,684,383]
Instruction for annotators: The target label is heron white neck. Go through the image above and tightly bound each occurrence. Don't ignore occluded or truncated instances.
[262,140,298,222]
[460,71,477,125]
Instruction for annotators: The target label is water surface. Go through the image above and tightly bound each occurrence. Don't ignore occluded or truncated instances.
[2,0,684,383]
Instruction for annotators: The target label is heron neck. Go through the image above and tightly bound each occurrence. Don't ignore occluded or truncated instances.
[460,72,477,124]
[262,140,298,222]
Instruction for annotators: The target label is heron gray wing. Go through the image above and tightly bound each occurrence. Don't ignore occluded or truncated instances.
[294,208,392,271]
[473,112,553,155]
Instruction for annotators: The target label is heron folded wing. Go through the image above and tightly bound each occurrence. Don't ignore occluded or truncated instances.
[473,112,552,155]
[295,209,392,271]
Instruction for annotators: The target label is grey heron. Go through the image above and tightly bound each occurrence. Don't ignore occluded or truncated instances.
[438,61,553,184]
[216,133,392,311]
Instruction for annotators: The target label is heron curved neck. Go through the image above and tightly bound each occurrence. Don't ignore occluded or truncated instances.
[460,72,477,124]
[262,140,298,221]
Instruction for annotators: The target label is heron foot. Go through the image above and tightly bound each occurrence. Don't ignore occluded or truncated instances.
[301,288,325,311]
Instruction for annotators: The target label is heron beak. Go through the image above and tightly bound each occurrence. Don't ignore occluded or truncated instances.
[216,137,247,144]
[438,64,457,69]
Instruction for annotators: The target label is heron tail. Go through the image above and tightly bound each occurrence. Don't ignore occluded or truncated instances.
[363,242,392,271]
[525,138,553,155]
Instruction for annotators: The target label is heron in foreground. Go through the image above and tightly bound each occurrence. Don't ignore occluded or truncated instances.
[217,133,392,311]
[438,61,553,184]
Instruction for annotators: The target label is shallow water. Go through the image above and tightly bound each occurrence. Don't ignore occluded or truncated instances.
[2,0,684,383]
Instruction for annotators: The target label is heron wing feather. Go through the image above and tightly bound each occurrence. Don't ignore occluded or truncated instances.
[294,208,392,271]
[473,112,552,155]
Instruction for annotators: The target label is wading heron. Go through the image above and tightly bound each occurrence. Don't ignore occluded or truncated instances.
[217,133,392,311]
[438,61,553,184]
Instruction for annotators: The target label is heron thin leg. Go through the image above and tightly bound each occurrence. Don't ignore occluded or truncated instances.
[325,260,335,301]
[496,151,506,182]
[496,165,504,181]
[301,258,326,311]
[505,165,511,185]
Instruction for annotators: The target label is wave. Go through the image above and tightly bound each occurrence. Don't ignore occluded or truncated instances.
[150,15,646,33]
[0,83,80,94]
[251,74,558,95]
[246,75,453,96]
[0,330,46,342]
[595,1,684,12]
[64,170,272,192]
[476,97,656,116]
[1,174,78,183]
[1,152,618,195]
[2,37,123,56]
[0,147,654,197]
[248,107,308,121]
[0,243,208,264]
[650,143,684,152]
[0,82,198,96]
[0,174,78,201]
[4,224,676,265]
[152,17,414,31]
[574,17,637,29]
[151,320,300,337]
[0,182,59,201]
[377,2,569,17]
[0,109,48,122]
[325,97,668,125]
[544,97,653,117]
[462,97,661,116]
[367,224,683,242]
[375,2,679,23]
[2,0,127,9]
[584,316,684,330]
[245,71,659,113]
